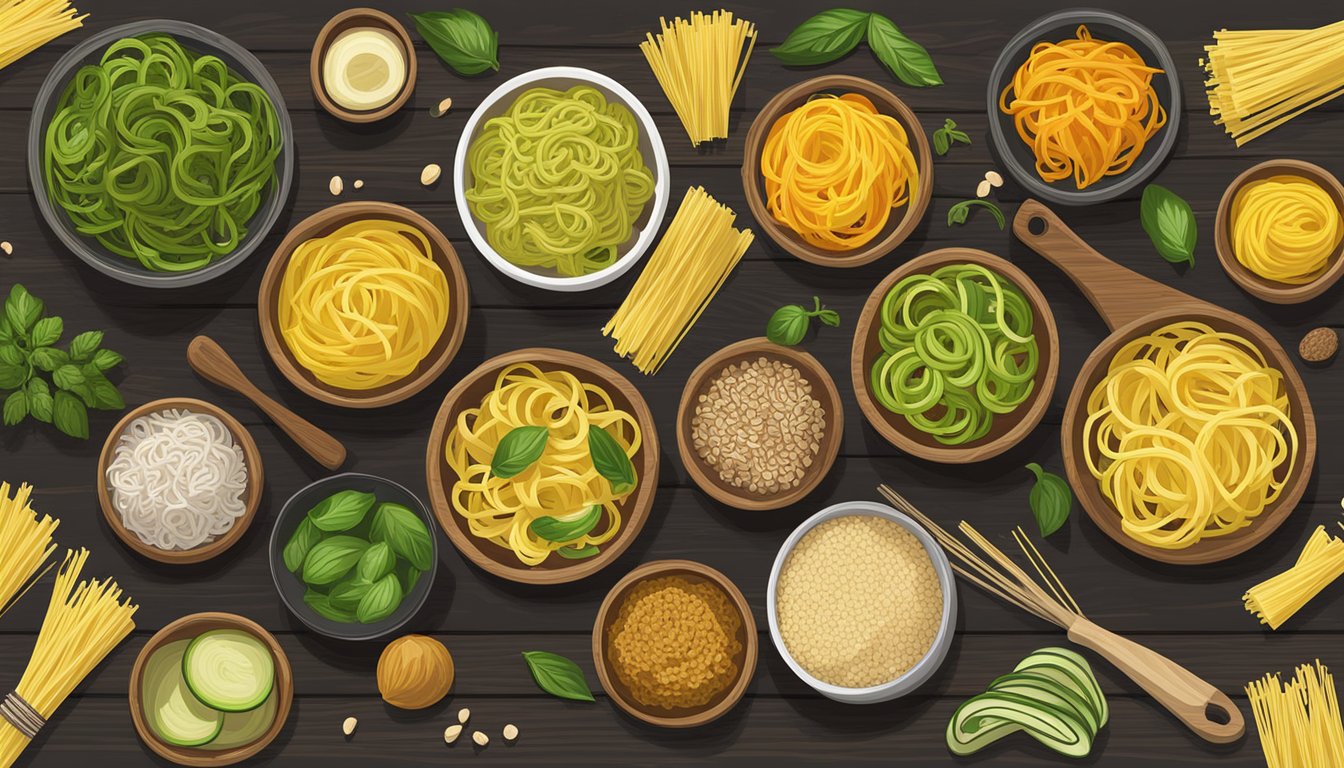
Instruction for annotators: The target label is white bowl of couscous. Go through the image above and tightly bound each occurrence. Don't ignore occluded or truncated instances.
[767,501,957,704]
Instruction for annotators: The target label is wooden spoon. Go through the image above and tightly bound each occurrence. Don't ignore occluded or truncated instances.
[187,335,346,470]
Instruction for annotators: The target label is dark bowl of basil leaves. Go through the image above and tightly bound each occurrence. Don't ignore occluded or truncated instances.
[269,472,438,642]
[987,9,1180,206]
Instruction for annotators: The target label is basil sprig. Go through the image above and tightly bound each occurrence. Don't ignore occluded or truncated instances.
[1140,184,1196,267]
[933,118,972,156]
[588,426,635,495]
[1026,463,1073,538]
[522,651,595,702]
[772,9,942,88]
[766,296,840,347]
[948,199,1006,230]
[491,425,549,478]
[409,9,499,76]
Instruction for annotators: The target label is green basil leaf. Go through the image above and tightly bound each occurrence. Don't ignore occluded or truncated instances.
[29,347,68,372]
[521,651,596,702]
[66,381,96,407]
[3,390,27,426]
[52,364,83,390]
[90,348,124,371]
[529,504,602,543]
[67,330,102,362]
[26,378,52,424]
[947,200,1006,230]
[766,305,810,346]
[1140,184,1196,266]
[29,316,61,348]
[52,390,87,439]
[556,544,600,560]
[5,285,42,336]
[304,589,357,623]
[1026,462,1073,538]
[0,319,11,343]
[409,10,500,76]
[0,344,22,367]
[491,425,549,478]
[866,14,942,87]
[357,541,397,583]
[933,118,971,156]
[396,562,423,594]
[771,9,870,66]
[301,535,370,586]
[817,309,841,328]
[85,372,124,411]
[355,573,403,624]
[933,129,949,155]
[328,576,373,611]
[283,517,322,573]
[0,362,26,390]
[588,425,635,495]
[370,502,434,571]
[308,489,377,532]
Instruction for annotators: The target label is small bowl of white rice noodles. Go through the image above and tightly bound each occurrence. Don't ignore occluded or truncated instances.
[97,398,263,564]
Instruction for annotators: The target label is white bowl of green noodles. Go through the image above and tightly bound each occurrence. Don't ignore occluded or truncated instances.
[454,67,670,292]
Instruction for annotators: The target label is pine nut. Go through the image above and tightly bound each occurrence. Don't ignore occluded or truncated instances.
[985,170,1004,187]
[502,723,519,741]
[443,724,463,743]
[457,707,470,724]
[0,242,11,256]
[975,179,992,198]
[432,96,453,117]
[353,179,364,189]
[421,163,442,186]
[472,730,489,747]
[329,175,343,196]
[342,716,357,736]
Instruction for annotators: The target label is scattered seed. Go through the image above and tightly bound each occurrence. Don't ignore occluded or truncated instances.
[985,170,1004,187]
[0,241,11,256]
[342,716,358,736]
[975,179,992,198]
[329,175,344,196]
[431,96,453,117]
[502,723,519,741]
[443,724,463,744]
[353,179,364,189]
[421,163,442,186]
[457,707,470,724]
[472,730,489,747]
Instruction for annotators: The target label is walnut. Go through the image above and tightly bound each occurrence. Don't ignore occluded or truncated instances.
[377,634,454,709]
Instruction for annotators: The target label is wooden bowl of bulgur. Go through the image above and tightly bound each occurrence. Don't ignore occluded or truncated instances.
[592,559,757,728]
[676,337,844,511]
[767,500,957,704]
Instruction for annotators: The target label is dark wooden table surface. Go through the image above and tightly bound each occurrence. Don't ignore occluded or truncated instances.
[1,1,1341,765]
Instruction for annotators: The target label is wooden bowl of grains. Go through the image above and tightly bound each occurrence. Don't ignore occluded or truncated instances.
[676,337,844,511]
[593,559,757,728]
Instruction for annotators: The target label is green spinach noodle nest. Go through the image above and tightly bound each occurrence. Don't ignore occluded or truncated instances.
[43,34,283,273]
[870,263,1039,446]
[465,85,655,277]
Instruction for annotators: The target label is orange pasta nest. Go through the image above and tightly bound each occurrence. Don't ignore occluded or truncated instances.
[761,93,919,252]
[1000,25,1167,190]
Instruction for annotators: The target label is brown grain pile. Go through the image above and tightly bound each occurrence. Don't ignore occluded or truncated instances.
[690,357,826,494]
[608,576,742,710]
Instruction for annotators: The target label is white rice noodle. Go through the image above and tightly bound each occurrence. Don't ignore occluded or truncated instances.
[107,408,249,551]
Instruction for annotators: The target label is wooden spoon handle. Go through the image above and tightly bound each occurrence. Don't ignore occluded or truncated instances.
[1012,199,1200,332]
[1066,617,1244,743]
[187,336,347,470]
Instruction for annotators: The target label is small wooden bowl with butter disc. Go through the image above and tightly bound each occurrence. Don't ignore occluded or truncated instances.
[311,8,416,123]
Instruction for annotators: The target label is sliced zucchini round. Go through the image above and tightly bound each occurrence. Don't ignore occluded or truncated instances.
[948,691,1093,758]
[209,692,278,750]
[183,629,275,713]
[142,640,223,747]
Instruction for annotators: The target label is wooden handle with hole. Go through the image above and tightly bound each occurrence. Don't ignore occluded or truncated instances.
[1012,199,1202,332]
[1066,617,1244,743]
[187,336,347,470]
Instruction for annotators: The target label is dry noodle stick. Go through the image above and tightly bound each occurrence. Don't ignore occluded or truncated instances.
[640,10,756,146]
[0,0,85,71]
[1243,521,1344,630]
[0,482,58,620]
[1245,660,1344,768]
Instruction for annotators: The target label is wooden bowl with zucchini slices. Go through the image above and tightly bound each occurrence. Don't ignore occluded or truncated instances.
[129,612,292,767]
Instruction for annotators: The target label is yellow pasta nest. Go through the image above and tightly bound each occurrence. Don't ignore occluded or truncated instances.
[608,576,741,710]
[1231,174,1343,284]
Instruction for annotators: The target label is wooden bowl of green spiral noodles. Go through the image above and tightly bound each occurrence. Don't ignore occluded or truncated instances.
[29,20,293,289]
[453,67,671,292]
[850,248,1060,463]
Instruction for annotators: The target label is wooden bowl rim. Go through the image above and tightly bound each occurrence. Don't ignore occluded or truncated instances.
[96,398,264,565]
[849,248,1061,463]
[591,559,757,728]
[1214,158,1344,304]
[128,612,294,767]
[740,74,934,268]
[424,348,660,585]
[309,7,417,123]
[1060,307,1317,565]
[257,200,470,408]
[675,337,843,511]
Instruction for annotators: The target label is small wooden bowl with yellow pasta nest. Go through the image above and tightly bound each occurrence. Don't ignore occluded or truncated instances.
[258,201,469,408]
[1215,159,1344,304]
[424,348,659,584]
[741,75,932,268]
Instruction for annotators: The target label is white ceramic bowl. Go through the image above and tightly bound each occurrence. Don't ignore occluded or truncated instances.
[767,500,958,704]
[453,67,671,292]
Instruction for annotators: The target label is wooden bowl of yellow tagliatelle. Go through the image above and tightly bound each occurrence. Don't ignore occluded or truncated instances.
[258,201,469,408]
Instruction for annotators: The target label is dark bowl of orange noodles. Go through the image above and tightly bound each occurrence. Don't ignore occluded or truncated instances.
[988,9,1180,206]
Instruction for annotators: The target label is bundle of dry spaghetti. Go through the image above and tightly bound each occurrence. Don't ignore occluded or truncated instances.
[0,549,136,766]
[640,10,756,146]
[1203,20,1344,146]
[1246,660,1344,768]
[0,482,58,620]
[1244,523,1344,630]
[0,0,86,71]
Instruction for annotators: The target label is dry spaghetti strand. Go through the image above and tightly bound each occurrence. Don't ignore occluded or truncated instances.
[640,10,756,146]
[1246,660,1344,768]
[0,0,85,71]
[1000,24,1166,190]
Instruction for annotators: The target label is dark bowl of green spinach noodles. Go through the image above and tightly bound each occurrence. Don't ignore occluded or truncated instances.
[28,20,293,288]
[269,472,438,642]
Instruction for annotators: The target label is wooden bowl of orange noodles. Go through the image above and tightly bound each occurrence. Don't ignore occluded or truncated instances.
[987,9,1181,206]
[742,75,933,268]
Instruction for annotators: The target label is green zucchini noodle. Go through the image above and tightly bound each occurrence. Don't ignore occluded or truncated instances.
[870,263,1039,446]
[42,34,283,272]
[465,85,655,277]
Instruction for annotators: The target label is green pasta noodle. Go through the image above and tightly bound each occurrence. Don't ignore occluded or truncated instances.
[870,264,1038,445]
[465,85,655,277]
[43,34,283,272]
